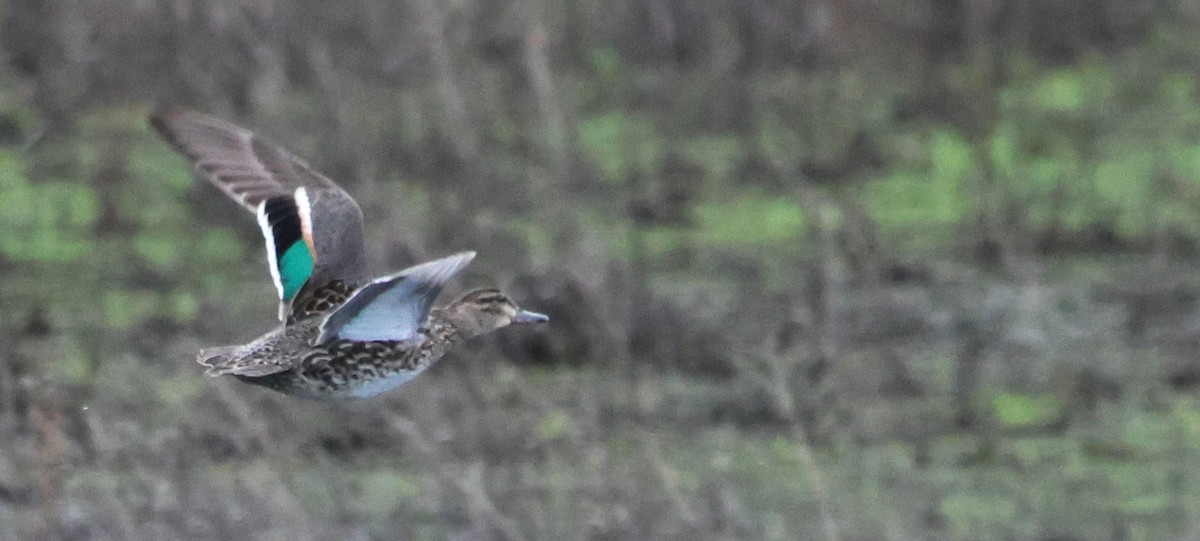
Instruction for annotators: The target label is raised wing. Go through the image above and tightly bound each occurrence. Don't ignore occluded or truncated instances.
[317,252,476,344]
[149,108,369,320]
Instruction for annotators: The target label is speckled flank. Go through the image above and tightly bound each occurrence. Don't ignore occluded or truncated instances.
[229,316,462,399]
[196,271,551,400]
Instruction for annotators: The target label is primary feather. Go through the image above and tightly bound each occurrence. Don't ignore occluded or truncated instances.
[149,108,369,321]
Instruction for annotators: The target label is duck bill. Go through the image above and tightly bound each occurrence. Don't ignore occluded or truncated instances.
[512,309,549,324]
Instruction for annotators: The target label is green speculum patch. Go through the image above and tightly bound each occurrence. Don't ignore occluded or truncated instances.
[278,241,313,301]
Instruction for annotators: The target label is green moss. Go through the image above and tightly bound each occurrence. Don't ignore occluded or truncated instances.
[102,289,161,330]
[588,47,624,81]
[991,392,1063,429]
[692,191,804,247]
[940,493,1018,536]
[154,374,207,406]
[754,117,803,171]
[678,135,744,186]
[134,234,180,271]
[0,149,100,262]
[506,215,557,265]
[577,111,662,183]
[862,129,973,237]
[58,337,92,381]
[287,469,340,511]
[128,139,193,192]
[196,228,245,264]
[76,104,150,137]
[538,410,571,440]
[168,291,199,322]
[358,469,420,518]
[1033,70,1087,112]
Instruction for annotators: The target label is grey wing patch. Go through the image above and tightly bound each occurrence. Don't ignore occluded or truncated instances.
[317,252,476,344]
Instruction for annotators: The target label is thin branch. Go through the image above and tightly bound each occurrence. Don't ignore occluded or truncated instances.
[387,414,525,541]
[412,0,479,162]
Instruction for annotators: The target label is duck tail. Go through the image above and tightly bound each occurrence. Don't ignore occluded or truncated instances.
[196,346,240,376]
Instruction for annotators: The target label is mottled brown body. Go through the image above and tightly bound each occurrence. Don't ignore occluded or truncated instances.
[231,310,464,399]
[289,280,356,323]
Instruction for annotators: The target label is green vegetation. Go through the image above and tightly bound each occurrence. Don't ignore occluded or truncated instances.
[4,2,1200,540]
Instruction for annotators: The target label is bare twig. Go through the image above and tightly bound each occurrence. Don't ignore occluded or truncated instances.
[387,414,525,541]
[639,432,702,529]
[518,0,569,185]
[786,423,842,541]
[755,127,846,541]
[212,385,318,538]
[412,0,479,163]
[0,347,15,437]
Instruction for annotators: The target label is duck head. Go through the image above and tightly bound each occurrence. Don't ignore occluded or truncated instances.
[443,288,548,338]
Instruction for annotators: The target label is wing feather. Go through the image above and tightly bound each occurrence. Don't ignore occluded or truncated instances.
[150,108,370,320]
[317,252,476,344]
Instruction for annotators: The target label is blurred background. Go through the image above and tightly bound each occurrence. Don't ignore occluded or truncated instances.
[3,1,1200,540]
